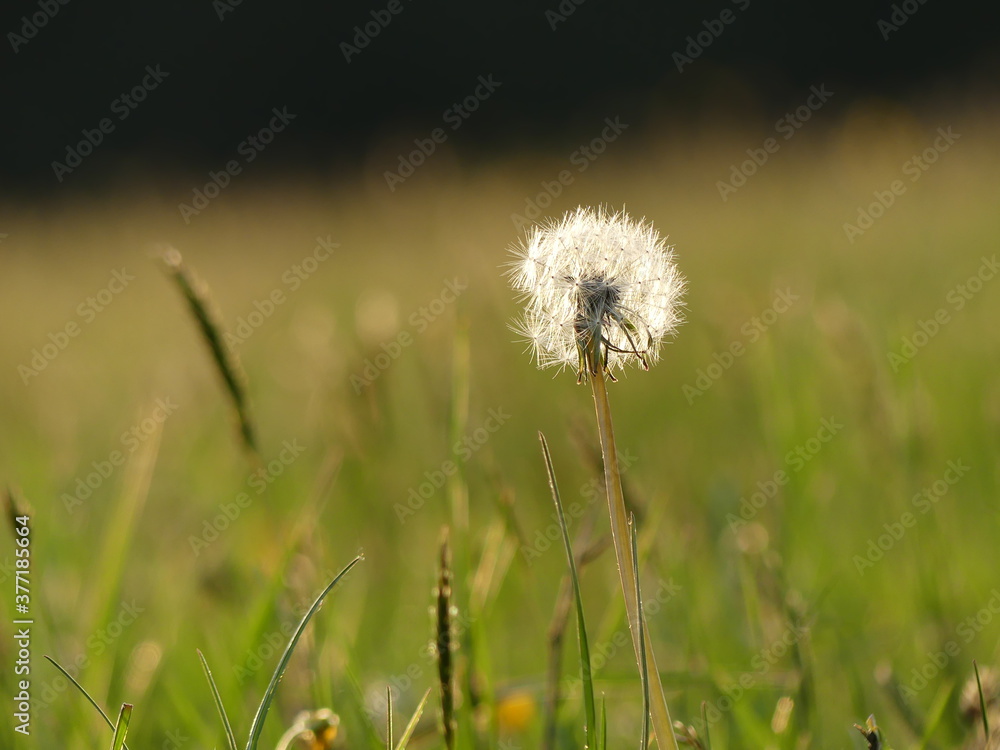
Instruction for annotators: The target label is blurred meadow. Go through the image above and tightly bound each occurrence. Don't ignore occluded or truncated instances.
[1,99,999,750]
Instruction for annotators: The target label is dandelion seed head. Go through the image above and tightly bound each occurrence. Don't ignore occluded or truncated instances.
[507,206,685,378]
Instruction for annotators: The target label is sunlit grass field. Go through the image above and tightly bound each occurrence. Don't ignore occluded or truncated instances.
[2,103,999,749]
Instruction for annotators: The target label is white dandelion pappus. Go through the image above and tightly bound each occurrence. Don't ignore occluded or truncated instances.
[508,206,685,381]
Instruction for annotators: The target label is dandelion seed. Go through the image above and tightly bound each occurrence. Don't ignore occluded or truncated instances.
[508,206,685,382]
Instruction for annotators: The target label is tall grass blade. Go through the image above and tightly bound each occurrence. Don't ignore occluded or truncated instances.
[43,655,130,750]
[435,529,456,750]
[196,649,239,750]
[700,701,712,750]
[88,413,160,638]
[916,681,954,750]
[395,687,433,750]
[598,695,607,750]
[630,516,650,750]
[974,660,990,740]
[109,703,133,750]
[157,245,259,459]
[538,431,597,749]
[386,686,394,750]
[244,555,362,750]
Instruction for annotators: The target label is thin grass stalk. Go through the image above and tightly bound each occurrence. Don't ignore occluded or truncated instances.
[589,364,678,750]
[196,649,239,750]
[974,661,991,741]
[386,686,394,750]
[700,702,712,750]
[436,530,456,750]
[539,431,597,750]
[394,688,433,750]
[598,696,607,750]
[630,516,650,750]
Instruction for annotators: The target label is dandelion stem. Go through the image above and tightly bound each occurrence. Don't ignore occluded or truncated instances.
[590,366,679,750]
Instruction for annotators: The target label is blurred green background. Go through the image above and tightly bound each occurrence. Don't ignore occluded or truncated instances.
[2,95,999,749]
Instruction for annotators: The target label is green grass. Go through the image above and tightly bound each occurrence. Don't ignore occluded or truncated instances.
[1,108,999,749]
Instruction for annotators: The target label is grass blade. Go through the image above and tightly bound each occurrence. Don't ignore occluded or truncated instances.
[157,245,258,459]
[435,529,456,750]
[630,516,650,750]
[87,414,160,641]
[974,660,991,740]
[395,687,433,750]
[538,432,597,750]
[245,555,362,750]
[916,681,954,750]
[598,695,607,750]
[109,703,133,750]
[43,656,130,750]
[196,649,239,750]
[700,701,712,750]
[386,686,393,750]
